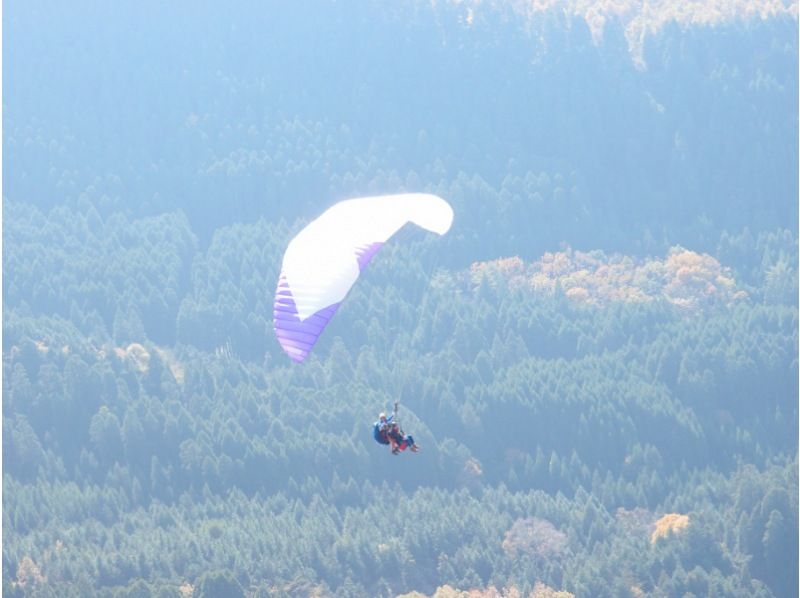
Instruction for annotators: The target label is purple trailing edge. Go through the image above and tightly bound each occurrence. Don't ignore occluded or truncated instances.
[355,241,384,270]
[273,241,384,363]
[273,277,342,363]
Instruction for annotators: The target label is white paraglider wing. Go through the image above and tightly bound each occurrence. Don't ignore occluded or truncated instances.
[273,193,453,362]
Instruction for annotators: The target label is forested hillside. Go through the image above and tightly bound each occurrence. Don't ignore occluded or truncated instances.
[3,1,798,596]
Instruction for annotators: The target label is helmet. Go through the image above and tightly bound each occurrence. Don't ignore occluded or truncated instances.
[379,412,387,421]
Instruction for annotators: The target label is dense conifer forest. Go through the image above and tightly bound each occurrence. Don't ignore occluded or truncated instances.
[3,1,798,596]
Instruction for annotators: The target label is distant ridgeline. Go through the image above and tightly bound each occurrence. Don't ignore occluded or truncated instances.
[5,0,797,244]
[440,0,798,66]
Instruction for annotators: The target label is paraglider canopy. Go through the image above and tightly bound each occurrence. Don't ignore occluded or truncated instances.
[273,193,453,362]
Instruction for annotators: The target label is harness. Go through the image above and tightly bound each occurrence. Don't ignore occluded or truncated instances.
[373,421,390,445]
[373,402,402,445]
